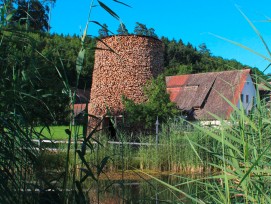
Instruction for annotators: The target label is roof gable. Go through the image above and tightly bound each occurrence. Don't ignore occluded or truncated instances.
[175,72,218,110]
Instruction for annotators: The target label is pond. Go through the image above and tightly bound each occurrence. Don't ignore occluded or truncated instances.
[86,172,198,203]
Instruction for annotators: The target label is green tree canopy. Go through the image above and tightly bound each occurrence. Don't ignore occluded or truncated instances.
[133,22,158,38]
[161,36,251,75]
[117,23,129,35]
[0,28,95,125]
[98,23,109,37]
[198,43,211,56]
[134,22,148,35]
[10,0,55,32]
[123,75,179,130]
[147,27,157,38]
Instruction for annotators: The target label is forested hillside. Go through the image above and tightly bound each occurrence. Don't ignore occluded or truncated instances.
[162,37,248,75]
[1,31,259,90]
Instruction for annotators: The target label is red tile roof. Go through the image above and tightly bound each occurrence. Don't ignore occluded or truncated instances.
[166,69,251,120]
[71,88,90,117]
[74,104,87,117]
[166,74,189,87]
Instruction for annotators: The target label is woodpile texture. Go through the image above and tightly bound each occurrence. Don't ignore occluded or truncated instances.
[88,35,164,124]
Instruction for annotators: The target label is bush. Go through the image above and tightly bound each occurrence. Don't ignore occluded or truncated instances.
[123,74,179,130]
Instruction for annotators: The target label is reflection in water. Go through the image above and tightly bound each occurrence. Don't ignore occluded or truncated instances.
[87,173,195,203]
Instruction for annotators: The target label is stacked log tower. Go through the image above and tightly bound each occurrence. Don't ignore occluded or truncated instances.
[88,35,164,129]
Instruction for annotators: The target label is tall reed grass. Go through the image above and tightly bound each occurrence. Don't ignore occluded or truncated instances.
[85,121,212,174]
[0,1,57,202]
[141,80,271,203]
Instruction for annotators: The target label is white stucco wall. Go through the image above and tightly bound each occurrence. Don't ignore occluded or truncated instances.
[237,75,256,114]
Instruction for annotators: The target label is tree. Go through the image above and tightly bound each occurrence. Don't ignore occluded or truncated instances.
[147,27,157,38]
[123,75,179,130]
[11,0,54,32]
[198,43,211,56]
[117,23,128,35]
[0,30,96,125]
[0,31,70,125]
[98,23,109,37]
[133,22,148,35]
[133,22,158,37]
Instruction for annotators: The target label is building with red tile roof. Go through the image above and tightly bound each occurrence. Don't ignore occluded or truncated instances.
[166,69,256,121]
[72,89,90,124]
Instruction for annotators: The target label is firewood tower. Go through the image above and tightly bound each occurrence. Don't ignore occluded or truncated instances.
[88,35,164,131]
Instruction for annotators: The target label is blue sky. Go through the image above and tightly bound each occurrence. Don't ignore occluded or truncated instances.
[50,0,271,73]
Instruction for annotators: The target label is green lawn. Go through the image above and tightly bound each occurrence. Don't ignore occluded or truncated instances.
[35,126,83,140]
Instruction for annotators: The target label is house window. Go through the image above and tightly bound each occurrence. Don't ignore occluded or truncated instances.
[241,94,244,102]
[246,95,249,103]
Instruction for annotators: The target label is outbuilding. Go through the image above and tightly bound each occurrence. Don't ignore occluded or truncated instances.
[166,69,256,124]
